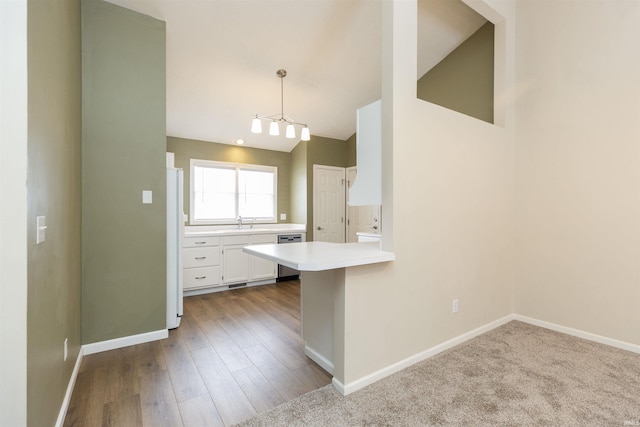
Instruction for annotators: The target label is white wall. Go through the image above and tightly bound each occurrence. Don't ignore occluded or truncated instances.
[0,0,28,424]
[514,0,640,345]
[341,0,516,385]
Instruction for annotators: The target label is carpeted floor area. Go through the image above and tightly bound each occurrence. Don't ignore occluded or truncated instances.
[237,321,640,426]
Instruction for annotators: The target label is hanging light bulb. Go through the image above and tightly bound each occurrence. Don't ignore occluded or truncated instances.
[251,69,310,142]
[251,116,262,133]
[301,126,310,141]
[285,124,296,139]
[269,121,280,136]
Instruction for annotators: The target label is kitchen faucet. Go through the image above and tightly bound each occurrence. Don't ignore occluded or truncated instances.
[237,216,243,229]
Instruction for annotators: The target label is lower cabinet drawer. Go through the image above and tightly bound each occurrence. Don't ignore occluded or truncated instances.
[183,266,221,289]
[183,247,220,269]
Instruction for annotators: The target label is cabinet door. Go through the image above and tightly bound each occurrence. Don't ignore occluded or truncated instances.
[250,255,277,281]
[223,245,250,284]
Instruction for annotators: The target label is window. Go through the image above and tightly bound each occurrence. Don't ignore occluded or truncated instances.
[190,159,277,225]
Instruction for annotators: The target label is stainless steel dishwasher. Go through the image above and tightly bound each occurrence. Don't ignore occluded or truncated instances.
[277,234,302,281]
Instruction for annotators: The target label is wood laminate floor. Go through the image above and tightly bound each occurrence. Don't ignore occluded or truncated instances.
[63,280,332,426]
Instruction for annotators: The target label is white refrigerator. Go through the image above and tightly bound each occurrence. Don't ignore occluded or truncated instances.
[167,167,184,329]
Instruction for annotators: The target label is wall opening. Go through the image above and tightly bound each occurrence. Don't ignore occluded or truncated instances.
[417,0,495,124]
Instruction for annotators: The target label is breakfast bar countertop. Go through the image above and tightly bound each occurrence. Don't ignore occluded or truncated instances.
[243,241,395,272]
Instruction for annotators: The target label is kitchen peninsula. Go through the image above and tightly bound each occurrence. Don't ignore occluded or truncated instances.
[244,241,395,394]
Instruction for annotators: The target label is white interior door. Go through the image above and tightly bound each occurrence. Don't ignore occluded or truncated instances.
[313,165,345,243]
[347,167,381,243]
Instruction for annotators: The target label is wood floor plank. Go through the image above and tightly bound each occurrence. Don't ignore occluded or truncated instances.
[232,365,286,413]
[217,314,261,350]
[160,330,208,402]
[178,394,225,427]
[139,372,183,427]
[105,346,139,403]
[177,313,211,351]
[200,319,254,372]
[242,344,315,401]
[101,394,143,427]
[192,347,257,426]
[135,340,167,378]
[63,363,108,427]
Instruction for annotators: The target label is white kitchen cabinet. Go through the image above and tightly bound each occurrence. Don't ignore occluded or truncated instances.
[184,231,279,291]
[349,99,382,206]
[222,245,251,284]
[182,236,221,290]
[222,233,277,284]
[221,235,250,284]
[248,234,277,280]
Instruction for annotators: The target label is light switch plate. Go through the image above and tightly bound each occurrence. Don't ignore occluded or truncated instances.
[36,216,46,244]
[280,213,287,220]
[142,190,153,204]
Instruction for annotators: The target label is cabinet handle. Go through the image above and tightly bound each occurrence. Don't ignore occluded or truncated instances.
[195,256,206,260]
[317,226,323,230]
[195,241,206,245]
[195,276,206,280]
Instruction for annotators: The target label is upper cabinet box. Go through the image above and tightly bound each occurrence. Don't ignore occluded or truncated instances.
[349,100,381,206]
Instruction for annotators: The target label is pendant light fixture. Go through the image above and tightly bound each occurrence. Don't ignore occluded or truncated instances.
[251,69,310,141]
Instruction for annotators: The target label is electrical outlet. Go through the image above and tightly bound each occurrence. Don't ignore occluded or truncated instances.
[452,299,459,313]
[64,338,68,361]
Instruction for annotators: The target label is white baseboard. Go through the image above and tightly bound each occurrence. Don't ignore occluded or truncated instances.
[55,346,84,427]
[339,314,514,395]
[304,345,334,375]
[83,329,168,355]
[513,314,640,354]
[331,377,345,395]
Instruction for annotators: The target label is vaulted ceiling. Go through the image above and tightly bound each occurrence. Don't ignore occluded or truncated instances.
[106,0,486,152]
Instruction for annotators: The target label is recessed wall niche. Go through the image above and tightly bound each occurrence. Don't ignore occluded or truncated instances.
[417,0,495,124]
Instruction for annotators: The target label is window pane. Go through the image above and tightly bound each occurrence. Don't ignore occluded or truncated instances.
[193,165,236,220]
[238,169,274,219]
[191,160,277,224]
[239,194,274,218]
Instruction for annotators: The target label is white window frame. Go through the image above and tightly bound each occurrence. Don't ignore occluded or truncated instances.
[190,159,278,225]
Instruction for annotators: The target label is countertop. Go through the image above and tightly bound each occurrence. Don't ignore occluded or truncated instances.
[243,241,395,271]
[184,224,306,237]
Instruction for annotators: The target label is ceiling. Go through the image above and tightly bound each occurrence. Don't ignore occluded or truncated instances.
[105,0,486,152]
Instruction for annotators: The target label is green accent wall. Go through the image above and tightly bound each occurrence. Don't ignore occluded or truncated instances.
[417,22,494,124]
[166,137,292,224]
[290,141,308,225]
[346,133,357,167]
[82,0,167,343]
[27,0,82,425]
[291,136,348,240]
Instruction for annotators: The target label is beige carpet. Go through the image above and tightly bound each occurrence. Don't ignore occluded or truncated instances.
[237,321,640,426]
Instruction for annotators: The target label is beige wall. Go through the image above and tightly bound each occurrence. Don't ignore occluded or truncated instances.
[417,21,494,124]
[26,0,82,425]
[513,0,640,345]
[167,136,292,224]
[82,0,167,344]
[339,0,515,384]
